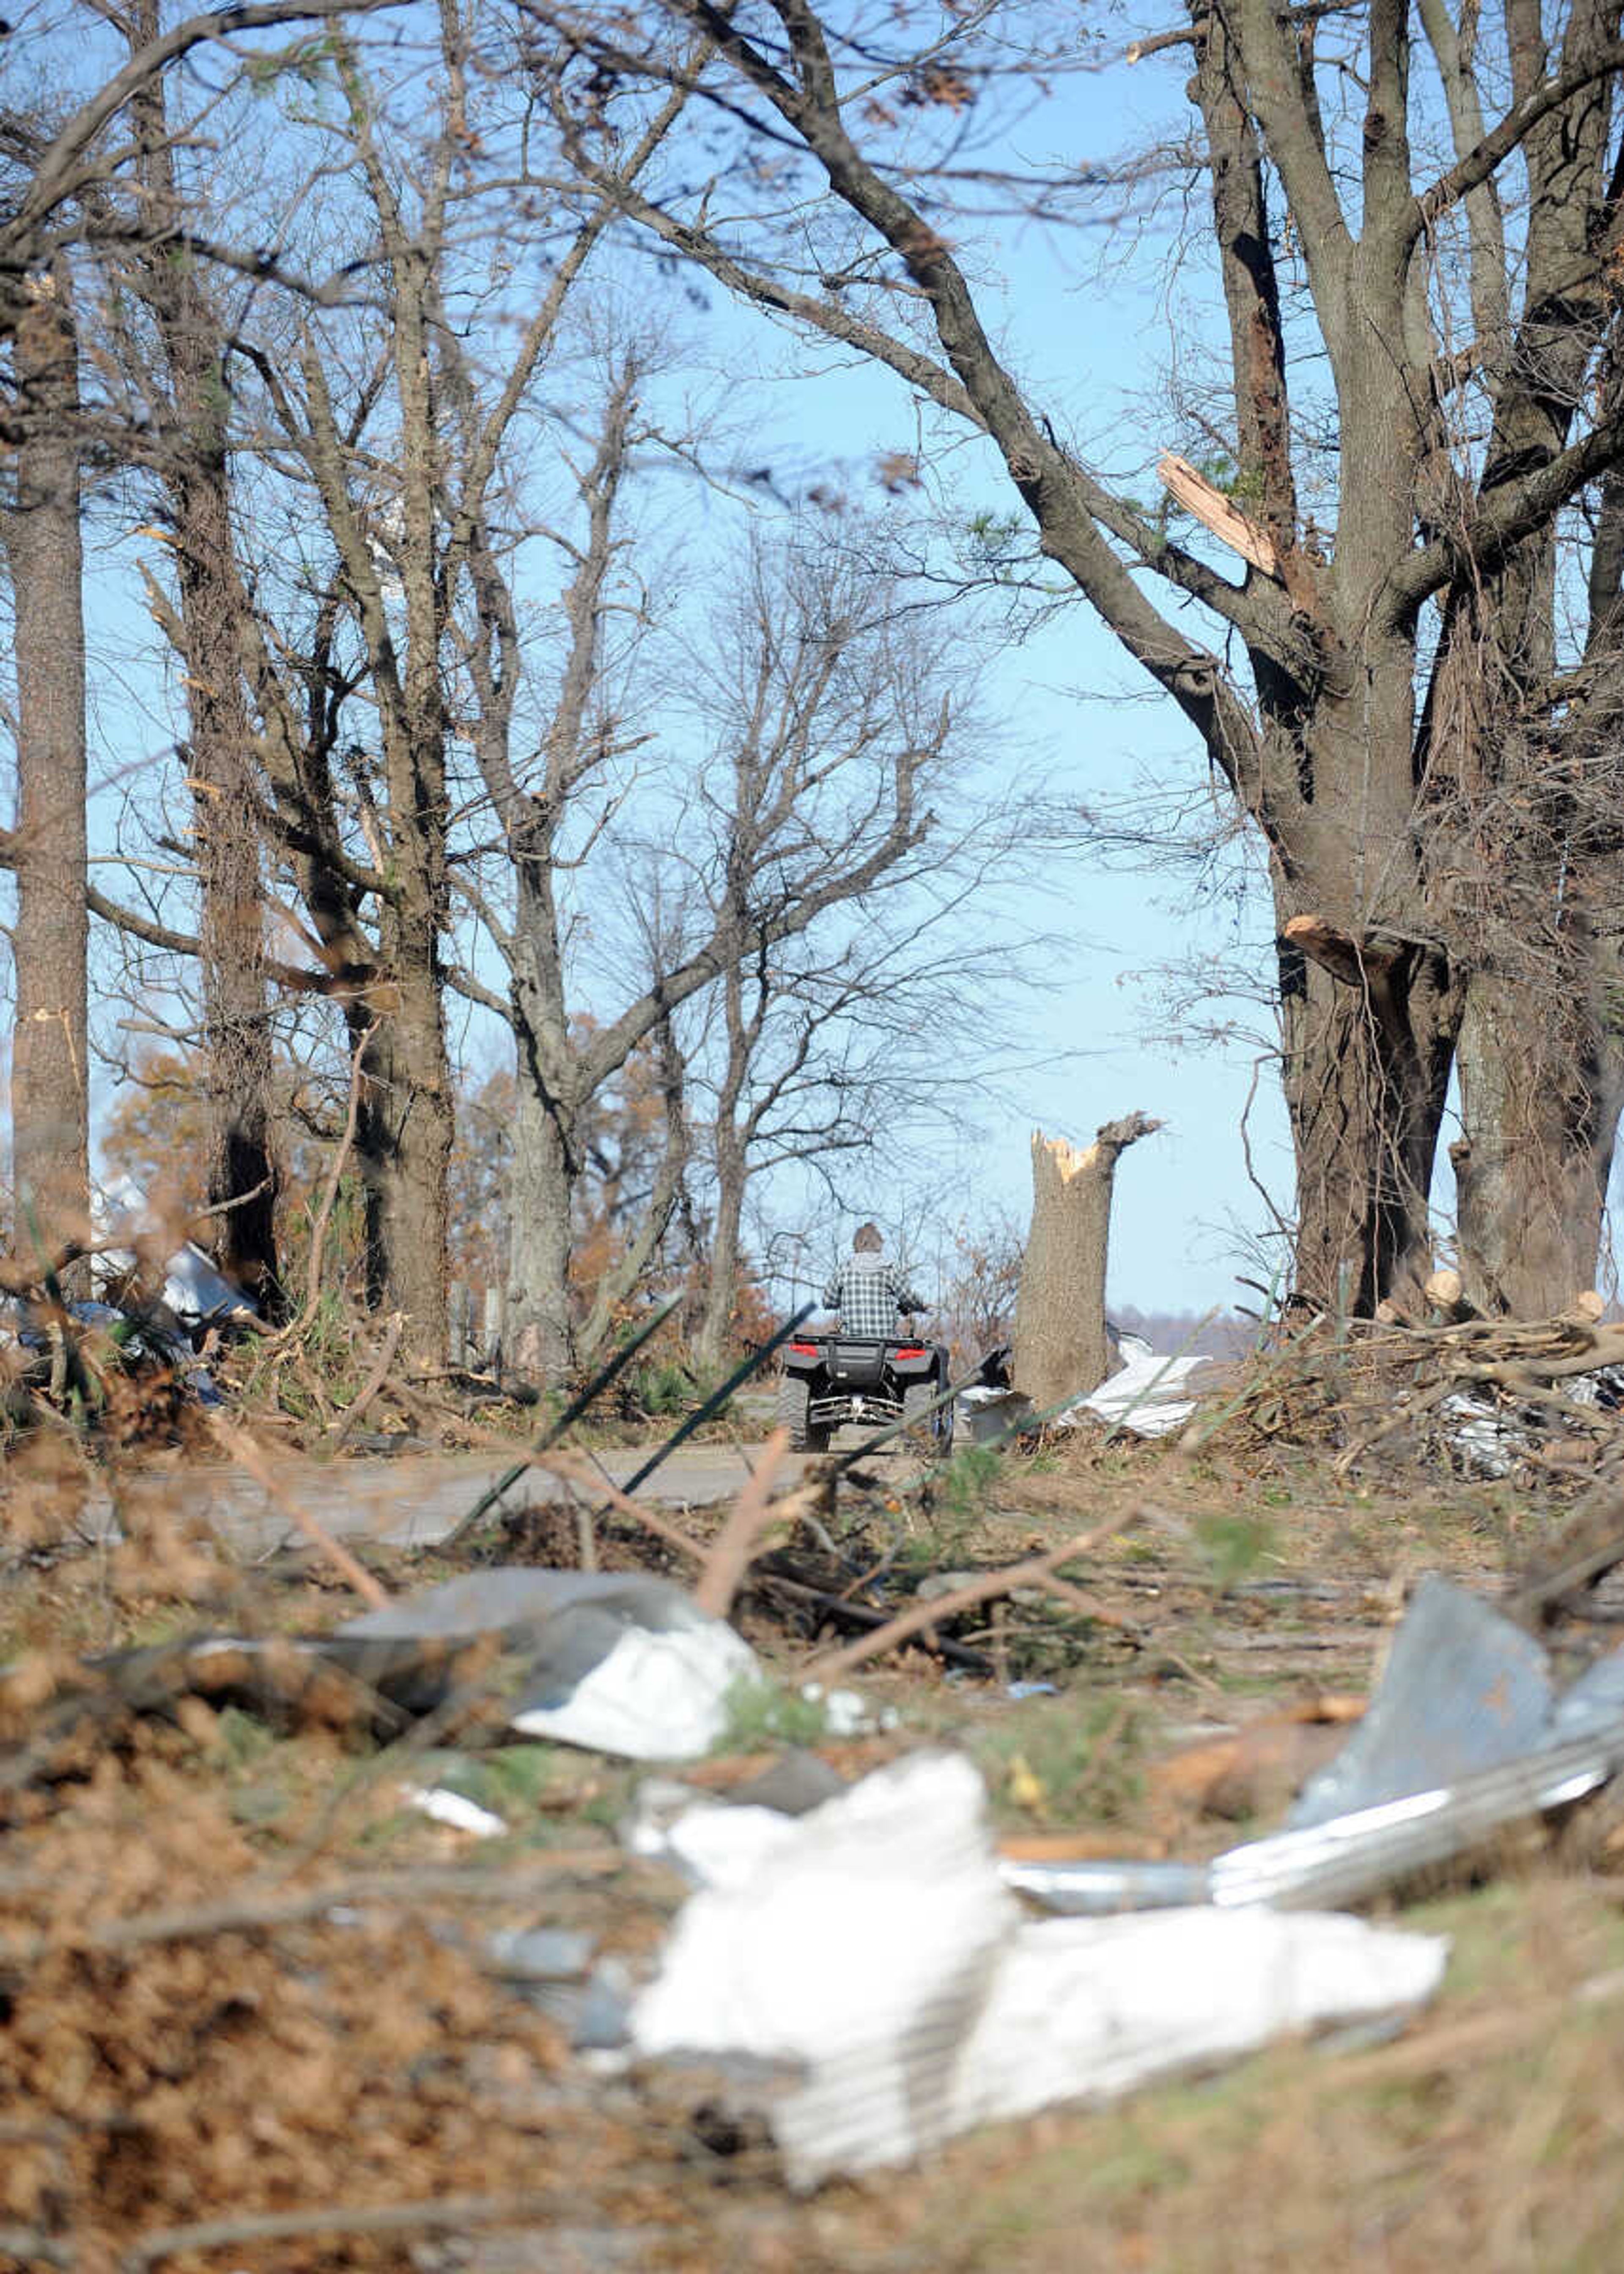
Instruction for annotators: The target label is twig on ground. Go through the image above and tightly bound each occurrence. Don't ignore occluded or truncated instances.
[0,1854,624,1973]
[0,2230,72,2269]
[1040,1571,1147,1643]
[750,1572,992,1671]
[694,1429,792,1618]
[117,2191,584,2272]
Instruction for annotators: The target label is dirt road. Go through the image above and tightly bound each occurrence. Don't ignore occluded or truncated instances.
[98,1441,804,1561]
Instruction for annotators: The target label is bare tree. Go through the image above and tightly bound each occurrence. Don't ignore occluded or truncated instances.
[2,261,88,1261]
[463,393,955,1379]
[0,0,413,316]
[108,0,282,1307]
[673,546,1032,1364]
[531,0,1624,1315]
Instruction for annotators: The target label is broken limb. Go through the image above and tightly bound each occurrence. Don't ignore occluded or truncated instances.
[800,1509,1148,1684]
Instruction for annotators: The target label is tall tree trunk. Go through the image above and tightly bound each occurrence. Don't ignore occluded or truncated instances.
[6,266,88,1264]
[577,1014,691,1361]
[127,0,279,1308]
[173,454,281,1309]
[1276,927,1460,1315]
[697,1120,747,1372]
[1452,926,1624,1314]
[504,844,581,1382]
[356,911,452,1361]
[506,1063,577,1382]
[1262,625,1464,1315]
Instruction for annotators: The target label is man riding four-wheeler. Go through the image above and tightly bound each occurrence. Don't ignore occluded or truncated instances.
[776,1221,954,1454]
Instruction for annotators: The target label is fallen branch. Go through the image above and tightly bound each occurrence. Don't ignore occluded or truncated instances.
[324,1311,405,1446]
[751,1572,993,1671]
[118,2191,580,2273]
[801,1507,1148,1683]
[0,1854,623,1972]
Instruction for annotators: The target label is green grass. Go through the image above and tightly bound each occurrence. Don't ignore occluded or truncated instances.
[967,1689,1149,1825]
[716,1674,837,1750]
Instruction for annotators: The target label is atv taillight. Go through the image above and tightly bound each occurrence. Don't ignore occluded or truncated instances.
[787,1341,820,1356]
[893,1346,927,1360]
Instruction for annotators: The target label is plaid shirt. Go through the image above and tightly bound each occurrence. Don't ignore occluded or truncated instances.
[823,1253,924,1337]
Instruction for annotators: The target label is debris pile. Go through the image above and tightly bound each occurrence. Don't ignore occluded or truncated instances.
[14,1312,1624,2257]
[1200,1309,1624,1481]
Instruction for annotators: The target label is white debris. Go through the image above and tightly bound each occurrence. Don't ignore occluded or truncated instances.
[636,1800,803,1890]
[93,1173,256,1323]
[1065,1333,1208,1437]
[956,1385,1030,1443]
[630,1750,1447,2186]
[398,1785,508,1839]
[342,1568,763,1765]
[958,1336,1210,1443]
[508,1615,759,1762]
[800,1681,895,1736]
[949,1907,1447,2131]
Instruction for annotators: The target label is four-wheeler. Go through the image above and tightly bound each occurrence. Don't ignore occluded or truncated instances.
[776,1330,954,1455]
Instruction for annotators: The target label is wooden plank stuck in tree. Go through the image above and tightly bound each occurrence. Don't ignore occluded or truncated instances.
[1156,452,1280,581]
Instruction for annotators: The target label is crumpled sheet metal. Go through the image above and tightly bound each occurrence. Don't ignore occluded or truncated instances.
[96,1171,258,1324]
[630,1750,1448,2186]
[1007,1575,1624,1919]
[1288,1574,1555,1827]
[958,1336,1210,1444]
[1067,1335,1209,1437]
[339,1568,760,1760]
[5,1569,760,1794]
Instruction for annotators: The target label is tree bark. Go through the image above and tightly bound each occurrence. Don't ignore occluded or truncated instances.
[1278,913,1460,1315]
[354,889,453,1361]
[1452,935,1624,1316]
[697,1119,747,1372]
[1013,1116,1160,1408]
[506,1070,577,1383]
[178,455,281,1311]
[6,265,88,1263]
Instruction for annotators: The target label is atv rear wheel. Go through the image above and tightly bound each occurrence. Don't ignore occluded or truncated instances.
[903,1377,953,1455]
[777,1371,830,1453]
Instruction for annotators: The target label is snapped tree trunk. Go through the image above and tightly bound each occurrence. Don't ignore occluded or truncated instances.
[6,267,88,1262]
[1013,1116,1160,1408]
[1451,941,1624,1317]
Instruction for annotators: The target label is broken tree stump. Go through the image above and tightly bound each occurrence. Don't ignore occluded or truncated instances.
[1013,1116,1163,1411]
